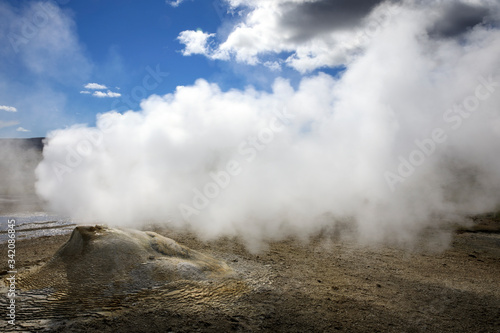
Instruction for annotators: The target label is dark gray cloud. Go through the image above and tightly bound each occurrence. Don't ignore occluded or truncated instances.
[429,2,491,38]
[279,0,387,42]
[279,0,493,43]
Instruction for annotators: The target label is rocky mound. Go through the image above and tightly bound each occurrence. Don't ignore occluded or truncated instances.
[19,225,234,295]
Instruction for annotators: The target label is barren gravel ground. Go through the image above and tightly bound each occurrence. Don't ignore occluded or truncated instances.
[1,218,499,333]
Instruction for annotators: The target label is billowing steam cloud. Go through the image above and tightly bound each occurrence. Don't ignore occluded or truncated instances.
[36,1,500,250]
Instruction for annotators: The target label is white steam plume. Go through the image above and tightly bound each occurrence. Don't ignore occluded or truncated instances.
[35,6,500,250]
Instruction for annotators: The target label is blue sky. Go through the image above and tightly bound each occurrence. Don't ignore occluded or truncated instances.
[0,0,308,138]
[0,0,497,138]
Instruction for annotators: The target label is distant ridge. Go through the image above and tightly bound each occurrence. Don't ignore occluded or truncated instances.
[0,137,44,151]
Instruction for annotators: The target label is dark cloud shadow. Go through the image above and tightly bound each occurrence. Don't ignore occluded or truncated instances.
[279,0,385,42]
[429,2,491,38]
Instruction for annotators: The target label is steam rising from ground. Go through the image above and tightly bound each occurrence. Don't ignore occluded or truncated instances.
[35,4,500,250]
[0,139,43,212]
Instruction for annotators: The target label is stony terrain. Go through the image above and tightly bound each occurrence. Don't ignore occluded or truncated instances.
[1,217,499,332]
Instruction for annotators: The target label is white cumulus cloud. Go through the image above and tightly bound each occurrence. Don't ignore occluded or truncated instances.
[177,30,216,56]
[0,105,17,112]
[93,90,121,98]
[16,126,30,132]
[178,0,500,72]
[84,83,108,90]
